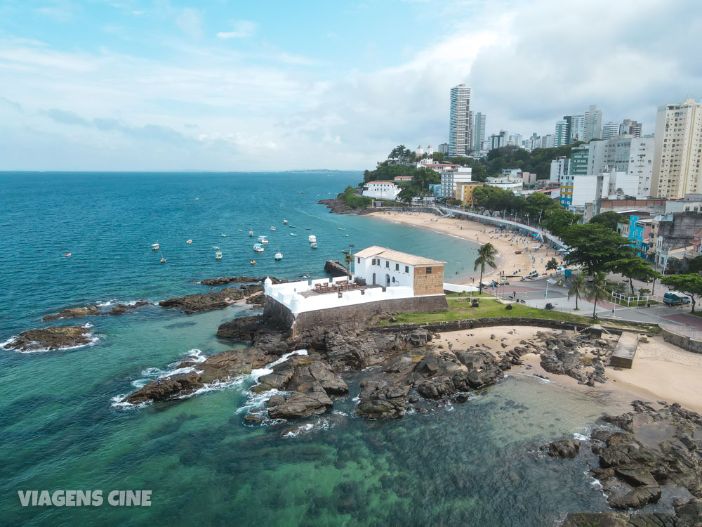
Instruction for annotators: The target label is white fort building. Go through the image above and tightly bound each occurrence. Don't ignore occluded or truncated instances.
[263,246,447,333]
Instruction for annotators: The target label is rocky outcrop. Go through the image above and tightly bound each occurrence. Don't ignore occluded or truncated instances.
[43,305,100,321]
[545,439,580,458]
[199,276,286,287]
[107,301,150,316]
[2,326,94,352]
[254,354,348,420]
[126,347,277,404]
[159,286,260,314]
[550,401,702,514]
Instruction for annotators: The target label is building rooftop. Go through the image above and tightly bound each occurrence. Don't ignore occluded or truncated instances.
[365,180,397,185]
[354,246,445,266]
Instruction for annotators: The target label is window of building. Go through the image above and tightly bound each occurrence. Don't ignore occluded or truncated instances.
[395,263,399,271]
[357,257,360,264]
[426,267,432,274]
[386,261,389,268]
[405,266,409,273]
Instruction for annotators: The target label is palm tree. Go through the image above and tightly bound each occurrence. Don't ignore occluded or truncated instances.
[474,243,498,294]
[567,273,585,310]
[584,272,607,319]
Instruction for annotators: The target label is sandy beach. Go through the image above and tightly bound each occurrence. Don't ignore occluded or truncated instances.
[432,326,702,413]
[368,210,559,283]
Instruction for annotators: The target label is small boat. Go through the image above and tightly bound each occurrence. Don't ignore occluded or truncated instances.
[151,242,160,251]
[253,243,265,253]
[250,259,256,266]
[63,251,72,258]
[248,230,254,237]
[257,235,269,244]
[215,250,223,260]
[310,242,317,249]
[283,219,288,225]
[221,233,228,238]
[186,239,193,245]
[160,254,167,264]
[308,234,317,243]
[270,226,277,232]
[289,233,297,237]
[274,252,283,261]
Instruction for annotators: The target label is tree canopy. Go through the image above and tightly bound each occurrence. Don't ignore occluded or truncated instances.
[561,224,633,274]
[661,274,702,313]
[589,211,623,232]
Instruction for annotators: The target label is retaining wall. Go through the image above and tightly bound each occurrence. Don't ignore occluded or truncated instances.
[661,326,702,354]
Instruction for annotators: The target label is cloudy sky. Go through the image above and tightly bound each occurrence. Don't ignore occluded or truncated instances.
[1,0,701,171]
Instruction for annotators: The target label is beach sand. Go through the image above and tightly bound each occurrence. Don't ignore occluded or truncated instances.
[368,210,559,283]
[432,326,702,413]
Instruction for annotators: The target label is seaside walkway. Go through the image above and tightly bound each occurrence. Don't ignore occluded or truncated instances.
[432,206,569,252]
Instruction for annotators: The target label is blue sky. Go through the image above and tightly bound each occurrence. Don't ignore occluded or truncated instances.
[1,0,701,170]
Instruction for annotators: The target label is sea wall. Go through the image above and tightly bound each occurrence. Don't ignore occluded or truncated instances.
[661,326,702,354]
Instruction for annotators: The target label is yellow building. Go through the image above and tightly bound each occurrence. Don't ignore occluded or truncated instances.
[455,181,483,205]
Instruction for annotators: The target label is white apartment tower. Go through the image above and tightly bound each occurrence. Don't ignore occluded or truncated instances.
[472,112,486,153]
[628,136,655,198]
[449,84,472,157]
[583,105,603,142]
[652,99,702,199]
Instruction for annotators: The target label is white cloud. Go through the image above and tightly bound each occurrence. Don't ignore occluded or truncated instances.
[216,20,257,40]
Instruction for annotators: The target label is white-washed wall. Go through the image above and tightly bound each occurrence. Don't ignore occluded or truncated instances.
[263,277,414,315]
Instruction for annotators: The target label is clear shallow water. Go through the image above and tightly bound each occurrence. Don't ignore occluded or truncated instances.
[0,172,617,525]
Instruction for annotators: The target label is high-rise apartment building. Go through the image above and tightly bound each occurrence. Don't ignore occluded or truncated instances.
[448,84,472,157]
[628,136,655,198]
[652,99,702,199]
[472,112,486,153]
[601,122,619,140]
[583,105,603,142]
[564,114,585,143]
[555,120,568,147]
[489,131,508,150]
[619,119,642,137]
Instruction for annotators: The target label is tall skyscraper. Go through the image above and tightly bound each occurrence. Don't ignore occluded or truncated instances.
[619,119,642,137]
[628,136,655,198]
[448,84,472,157]
[563,114,585,144]
[472,112,486,153]
[554,120,568,146]
[583,105,603,141]
[601,122,620,140]
[652,99,702,199]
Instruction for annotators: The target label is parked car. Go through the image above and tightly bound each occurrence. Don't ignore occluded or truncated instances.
[663,291,691,306]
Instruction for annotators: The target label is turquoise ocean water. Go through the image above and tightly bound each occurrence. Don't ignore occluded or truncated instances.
[1,172,621,525]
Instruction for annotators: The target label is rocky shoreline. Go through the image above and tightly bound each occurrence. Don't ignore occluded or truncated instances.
[2,325,95,352]
[318,198,375,215]
[549,401,702,525]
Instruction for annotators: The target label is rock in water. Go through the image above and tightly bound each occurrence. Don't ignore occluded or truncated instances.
[159,286,260,314]
[3,326,93,352]
[43,305,100,321]
[546,439,580,458]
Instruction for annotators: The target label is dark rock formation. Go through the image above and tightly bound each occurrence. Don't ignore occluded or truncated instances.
[107,301,150,316]
[159,286,260,314]
[546,439,580,458]
[43,306,100,321]
[199,276,286,286]
[3,326,93,352]
[126,347,277,404]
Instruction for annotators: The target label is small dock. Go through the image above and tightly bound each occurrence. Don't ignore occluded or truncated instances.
[610,332,639,369]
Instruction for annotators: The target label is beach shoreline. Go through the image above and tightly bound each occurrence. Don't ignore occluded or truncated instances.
[366,210,560,284]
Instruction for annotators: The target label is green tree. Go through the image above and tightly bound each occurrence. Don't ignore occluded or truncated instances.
[661,274,702,313]
[546,258,559,271]
[542,207,581,236]
[524,192,558,224]
[560,224,632,274]
[584,272,608,319]
[590,211,622,231]
[606,257,661,295]
[567,272,586,310]
[474,243,498,294]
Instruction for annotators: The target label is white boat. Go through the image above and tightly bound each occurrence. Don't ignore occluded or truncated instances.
[283,219,288,225]
[270,226,277,232]
[308,234,317,243]
[310,242,317,249]
[274,252,283,261]
[257,235,269,244]
[248,230,254,237]
[160,255,167,264]
[186,239,192,245]
[215,250,223,260]
[63,252,72,258]
[289,233,297,237]
[221,233,228,238]
[253,243,265,253]
[151,242,160,251]
[250,259,256,266]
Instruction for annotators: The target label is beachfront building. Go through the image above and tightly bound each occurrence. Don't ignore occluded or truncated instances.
[485,176,523,191]
[262,246,447,333]
[440,167,472,198]
[455,181,483,205]
[361,181,400,200]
